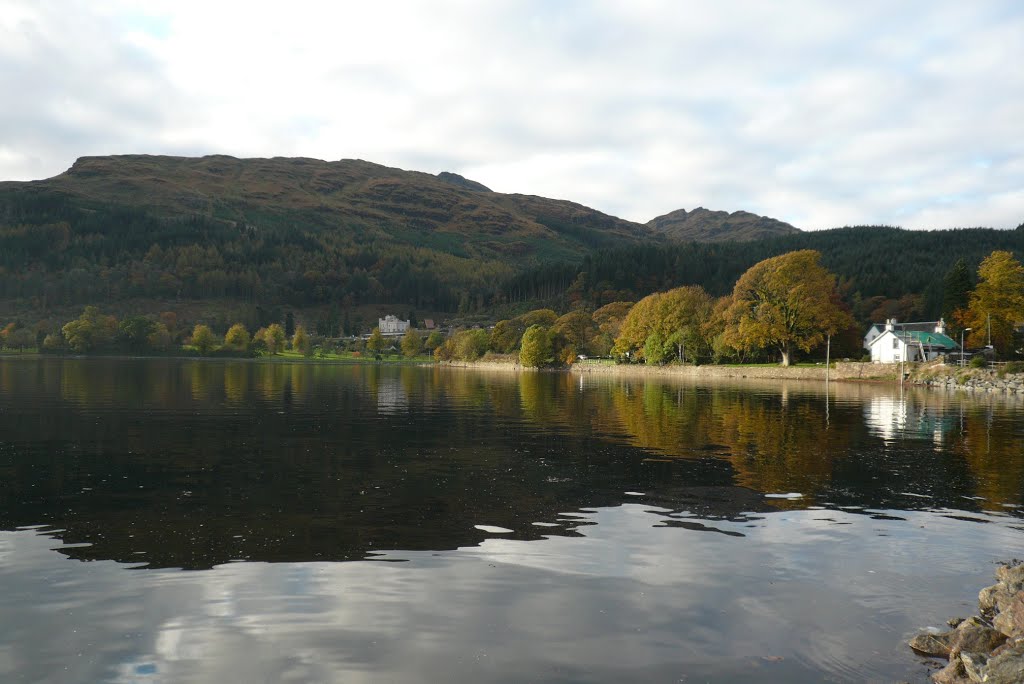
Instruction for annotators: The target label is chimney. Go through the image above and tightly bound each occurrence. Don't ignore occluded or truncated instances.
[885,319,896,332]
[935,318,945,335]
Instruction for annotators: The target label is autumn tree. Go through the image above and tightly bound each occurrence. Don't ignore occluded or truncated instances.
[224,323,251,352]
[0,322,16,346]
[453,329,488,360]
[62,306,118,353]
[261,323,286,355]
[722,250,851,366]
[367,327,386,355]
[489,319,525,353]
[401,328,423,358]
[590,301,633,356]
[292,325,311,356]
[519,325,552,368]
[191,324,216,356]
[551,310,597,360]
[613,286,715,363]
[961,250,1024,353]
[434,329,488,361]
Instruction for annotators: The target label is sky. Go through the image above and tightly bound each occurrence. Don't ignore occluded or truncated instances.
[1,1,1022,230]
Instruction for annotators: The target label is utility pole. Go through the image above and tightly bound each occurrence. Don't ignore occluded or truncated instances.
[825,333,831,383]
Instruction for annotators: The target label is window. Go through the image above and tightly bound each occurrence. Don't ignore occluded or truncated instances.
[893,338,899,349]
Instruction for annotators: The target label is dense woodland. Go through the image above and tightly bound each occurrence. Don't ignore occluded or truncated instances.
[508,225,1024,323]
[0,190,505,314]
[28,248,1019,370]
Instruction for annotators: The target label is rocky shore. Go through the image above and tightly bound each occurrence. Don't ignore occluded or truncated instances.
[915,368,1024,394]
[909,563,1024,683]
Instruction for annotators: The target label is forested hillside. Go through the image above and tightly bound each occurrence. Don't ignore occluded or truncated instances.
[0,154,651,316]
[505,226,1024,322]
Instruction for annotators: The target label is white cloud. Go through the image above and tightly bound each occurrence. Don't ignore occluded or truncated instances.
[0,0,1021,230]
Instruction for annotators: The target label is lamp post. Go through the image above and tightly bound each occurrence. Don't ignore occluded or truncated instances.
[960,328,971,367]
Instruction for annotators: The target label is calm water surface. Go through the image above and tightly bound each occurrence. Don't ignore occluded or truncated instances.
[1,359,1022,683]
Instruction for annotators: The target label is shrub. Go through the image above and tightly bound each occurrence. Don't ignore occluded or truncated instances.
[1003,361,1024,374]
[970,355,987,369]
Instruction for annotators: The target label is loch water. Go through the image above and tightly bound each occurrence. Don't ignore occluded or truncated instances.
[0,358,1022,683]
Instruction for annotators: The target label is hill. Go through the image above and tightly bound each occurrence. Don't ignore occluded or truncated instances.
[647,207,799,242]
[7,154,650,259]
[0,154,661,320]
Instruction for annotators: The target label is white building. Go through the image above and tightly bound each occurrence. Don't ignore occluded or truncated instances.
[378,315,410,336]
[867,319,958,363]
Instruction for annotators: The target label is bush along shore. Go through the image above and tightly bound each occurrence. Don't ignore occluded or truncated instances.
[909,562,1024,683]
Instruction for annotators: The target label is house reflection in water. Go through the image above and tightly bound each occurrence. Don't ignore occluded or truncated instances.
[376,377,409,414]
[863,394,954,446]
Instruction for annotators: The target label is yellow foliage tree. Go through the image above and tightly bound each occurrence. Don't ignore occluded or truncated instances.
[722,250,850,366]
[292,325,311,356]
[613,286,714,363]
[224,323,250,352]
[960,250,1024,353]
[191,324,216,356]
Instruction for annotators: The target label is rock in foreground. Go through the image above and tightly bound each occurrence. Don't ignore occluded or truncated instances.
[910,562,1024,683]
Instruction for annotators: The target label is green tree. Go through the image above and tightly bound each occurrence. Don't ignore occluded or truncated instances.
[425,331,444,353]
[613,286,714,363]
[7,327,34,350]
[148,323,172,351]
[367,327,386,355]
[118,315,156,352]
[224,323,251,352]
[521,309,558,327]
[942,259,972,323]
[722,250,851,366]
[401,328,423,358]
[489,319,525,353]
[643,331,667,364]
[519,325,552,368]
[191,324,216,356]
[452,329,489,360]
[292,325,311,356]
[962,250,1024,353]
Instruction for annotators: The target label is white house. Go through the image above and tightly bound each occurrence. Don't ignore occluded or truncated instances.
[867,319,958,363]
[378,315,410,336]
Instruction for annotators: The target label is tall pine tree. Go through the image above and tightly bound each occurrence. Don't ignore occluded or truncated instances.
[942,259,972,323]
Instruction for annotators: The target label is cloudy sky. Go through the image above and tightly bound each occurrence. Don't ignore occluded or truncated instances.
[1,1,1021,230]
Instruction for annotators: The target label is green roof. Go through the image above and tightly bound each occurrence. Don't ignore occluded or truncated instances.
[899,331,958,348]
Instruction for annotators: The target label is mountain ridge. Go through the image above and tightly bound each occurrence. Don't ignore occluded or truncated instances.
[1,154,798,247]
[647,207,799,242]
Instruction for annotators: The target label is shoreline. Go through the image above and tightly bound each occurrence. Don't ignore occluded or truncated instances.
[9,353,1024,394]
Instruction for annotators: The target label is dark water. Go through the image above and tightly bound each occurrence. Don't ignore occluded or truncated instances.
[1,359,1022,683]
